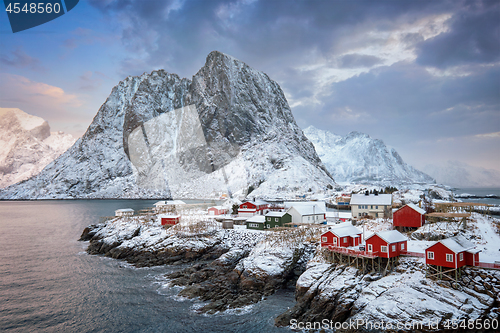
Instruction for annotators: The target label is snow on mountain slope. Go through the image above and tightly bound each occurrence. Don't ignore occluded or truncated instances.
[0,52,334,199]
[0,108,75,188]
[303,126,435,185]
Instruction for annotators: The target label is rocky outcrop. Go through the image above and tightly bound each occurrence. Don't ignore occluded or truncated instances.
[1,51,334,199]
[276,255,499,332]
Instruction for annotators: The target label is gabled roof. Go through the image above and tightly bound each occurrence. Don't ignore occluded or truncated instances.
[328,225,362,238]
[208,206,226,210]
[367,230,407,244]
[241,199,268,206]
[401,203,426,215]
[115,208,134,212]
[155,200,186,206]
[350,194,392,205]
[265,211,289,217]
[158,214,181,218]
[284,201,326,210]
[437,235,476,253]
[246,215,266,223]
[288,204,326,216]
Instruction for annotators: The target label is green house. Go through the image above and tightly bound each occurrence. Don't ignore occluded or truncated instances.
[264,211,292,228]
[246,215,266,230]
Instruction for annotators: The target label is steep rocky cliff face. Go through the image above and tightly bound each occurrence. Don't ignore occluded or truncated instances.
[0,108,75,189]
[1,52,334,199]
[304,126,434,186]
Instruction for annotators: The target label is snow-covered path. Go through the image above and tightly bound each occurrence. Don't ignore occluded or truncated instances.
[472,214,500,263]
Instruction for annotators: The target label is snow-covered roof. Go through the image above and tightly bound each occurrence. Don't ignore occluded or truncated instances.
[288,204,326,216]
[115,208,134,213]
[403,203,426,215]
[155,200,186,206]
[242,199,268,206]
[157,214,181,218]
[438,235,476,253]
[350,194,392,205]
[368,230,407,244]
[208,206,225,210]
[265,211,288,217]
[284,201,326,210]
[246,215,266,223]
[326,211,352,219]
[328,225,362,237]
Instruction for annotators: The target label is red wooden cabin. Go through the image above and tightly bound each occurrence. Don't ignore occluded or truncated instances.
[208,206,228,216]
[238,199,269,217]
[425,235,479,269]
[321,225,362,248]
[158,214,181,226]
[393,203,426,228]
[365,230,407,258]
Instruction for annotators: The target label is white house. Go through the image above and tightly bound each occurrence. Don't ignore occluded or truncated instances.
[351,193,392,219]
[287,203,326,224]
[115,208,134,217]
[154,200,186,212]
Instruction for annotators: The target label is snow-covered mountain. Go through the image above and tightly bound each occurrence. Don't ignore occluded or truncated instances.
[303,126,434,185]
[0,52,334,199]
[0,108,75,188]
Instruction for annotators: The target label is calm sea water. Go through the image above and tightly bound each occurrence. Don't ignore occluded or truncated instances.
[0,200,294,333]
[454,187,500,206]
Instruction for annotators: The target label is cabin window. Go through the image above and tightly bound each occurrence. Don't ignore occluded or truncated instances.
[322,237,327,242]
[376,206,378,209]
[459,253,464,261]
[367,244,372,252]
[401,243,405,250]
[392,245,396,252]
[249,223,258,228]
[446,254,453,262]
[427,251,434,260]
[371,205,373,209]
[242,205,247,208]
[267,224,270,228]
[267,217,271,221]
[308,216,311,221]
[359,213,361,217]
[381,246,388,253]
[275,218,279,222]
[343,237,347,242]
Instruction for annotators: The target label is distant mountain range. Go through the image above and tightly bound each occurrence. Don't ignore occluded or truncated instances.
[303,126,435,186]
[0,108,75,189]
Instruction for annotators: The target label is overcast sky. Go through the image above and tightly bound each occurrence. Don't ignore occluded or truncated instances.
[0,0,499,178]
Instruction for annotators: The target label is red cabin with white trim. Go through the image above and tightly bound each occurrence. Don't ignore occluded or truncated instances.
[393,203,425,228]
[238,200,269,217]
[321,225,362,248]
[425,235,479,269]
[158,214,181,226]
[365,230,407,258]
[208,206,228,216]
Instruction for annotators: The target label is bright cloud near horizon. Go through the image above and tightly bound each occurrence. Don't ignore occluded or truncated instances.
[0,0,499,185]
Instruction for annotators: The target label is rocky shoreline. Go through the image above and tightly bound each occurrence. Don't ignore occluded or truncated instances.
[80,216,500,332]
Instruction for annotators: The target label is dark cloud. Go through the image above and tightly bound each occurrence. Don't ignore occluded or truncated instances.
[296,61,500,141]
[0,47,44,71]
[338,54,383,68]
[416,0,500,68]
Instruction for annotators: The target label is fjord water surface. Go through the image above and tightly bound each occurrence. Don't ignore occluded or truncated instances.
[0,200,293,332]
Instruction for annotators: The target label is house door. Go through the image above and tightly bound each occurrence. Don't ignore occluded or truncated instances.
[333,238,337,246]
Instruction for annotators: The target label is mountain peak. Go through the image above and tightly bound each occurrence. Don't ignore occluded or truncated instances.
[304,126,435,185]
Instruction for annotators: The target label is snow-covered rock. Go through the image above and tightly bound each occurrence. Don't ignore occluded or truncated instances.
[0,52,334,199]
[0,108,75,188]
[303,126,435,186]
